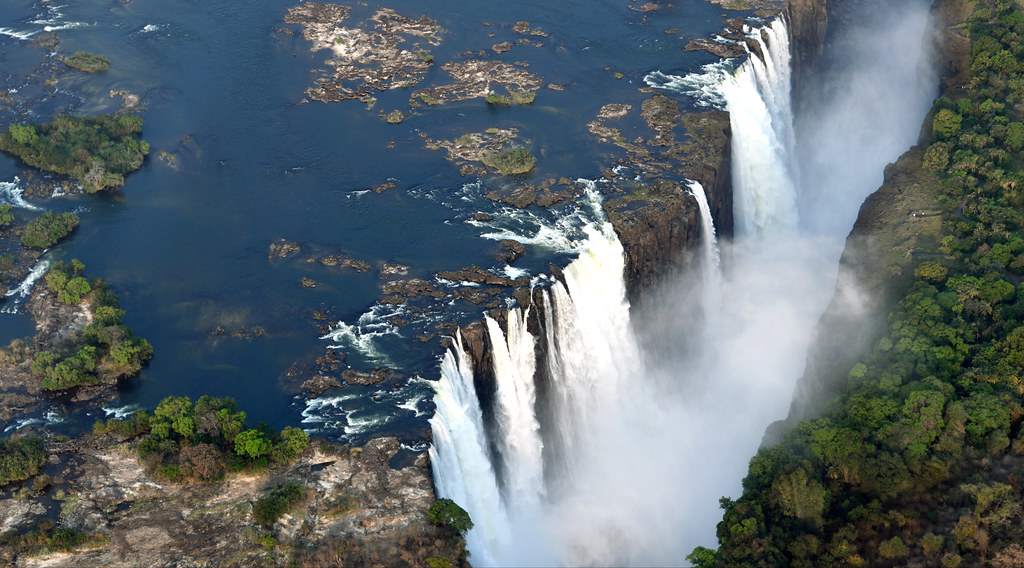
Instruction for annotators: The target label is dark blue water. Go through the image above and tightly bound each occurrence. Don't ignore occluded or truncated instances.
[0,0,734,440]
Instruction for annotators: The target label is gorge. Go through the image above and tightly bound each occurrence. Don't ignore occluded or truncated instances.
[0,0,1005,565]
[430,0,942,565]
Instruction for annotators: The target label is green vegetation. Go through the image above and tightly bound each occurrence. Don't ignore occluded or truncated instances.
[97,394,309,482]
[0,114,149,192]
[30,260,152,389]
[485,91,511,105]
[0,519,108,556]
[20,211,79,248]
[709,2,1024,566]
[427,498,473,535]
[481,147,536,175]
[509,90,536,105]
[252,483,309,528]
[63,51,110,73]
[0,437,46,487]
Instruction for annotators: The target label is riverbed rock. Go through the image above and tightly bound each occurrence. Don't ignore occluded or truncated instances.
[0,434,465,567]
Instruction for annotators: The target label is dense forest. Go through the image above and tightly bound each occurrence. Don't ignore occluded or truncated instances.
[698,2,1024,566]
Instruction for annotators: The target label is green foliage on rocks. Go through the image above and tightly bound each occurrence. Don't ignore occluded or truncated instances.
[0,519,108,556]
[427,498,473,535]
[63,51,110,73]
[0,437,46,487]
[99,394,309,483]
[20,211,79,248]
[481,147,536,175]
[0,114,149,192]
[30,261,153,390]
[709,2,1024,566]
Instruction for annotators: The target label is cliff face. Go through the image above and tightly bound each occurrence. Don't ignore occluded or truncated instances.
[786,0,829,99]
[605,109,733,299]
[778,0,973,430]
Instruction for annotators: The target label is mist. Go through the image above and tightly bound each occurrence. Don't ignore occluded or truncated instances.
[430,1,940,565]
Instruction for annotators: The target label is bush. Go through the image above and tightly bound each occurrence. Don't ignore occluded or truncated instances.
[21,212,79,248]
[252,483,308,528]
[64,51,110,73]
[0,437,46,486]
[427,498,473,534]
[481,147,536,175]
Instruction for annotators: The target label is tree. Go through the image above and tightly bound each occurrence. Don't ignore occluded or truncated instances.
[934,109,963,140]
[272,426,309,463]
[234,429,271,460]
[153,395,197,440]
[427,498,474,534]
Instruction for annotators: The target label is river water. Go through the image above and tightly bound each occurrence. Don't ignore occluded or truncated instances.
[0,0,730,438]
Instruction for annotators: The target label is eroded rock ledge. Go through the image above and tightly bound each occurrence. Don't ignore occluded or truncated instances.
[0,433,465,567]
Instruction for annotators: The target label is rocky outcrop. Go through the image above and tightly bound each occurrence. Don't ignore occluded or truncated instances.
[1,434,466,567]
[604,109,732,298]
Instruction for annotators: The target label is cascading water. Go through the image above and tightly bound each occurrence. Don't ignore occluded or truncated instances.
[431,6,937,565]
[687,180,722,308]
[722,19,799,235]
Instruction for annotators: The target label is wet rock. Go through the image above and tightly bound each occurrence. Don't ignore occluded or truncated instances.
[495,239,527,263]
[371,180,396,193]
[268,238,301,259]
[380,262,410,277]
[381,279,446,300]
[473,212,494,221]
[437,265,515,287]
[285,4,444,103]
[302,374,342,397]
[342,367,392,385]
[684,37,746,58]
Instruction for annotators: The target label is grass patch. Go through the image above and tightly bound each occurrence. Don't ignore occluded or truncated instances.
[384,110,403,124]
[481,147,536,175]
[64,52,110,73]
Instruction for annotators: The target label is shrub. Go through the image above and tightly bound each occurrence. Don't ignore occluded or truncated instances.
[0,437,46,486]
[481,147,536,175]
[21,212,79,248]
[427,498,473,534]
[252,483,308,528]
[64,51,110,73]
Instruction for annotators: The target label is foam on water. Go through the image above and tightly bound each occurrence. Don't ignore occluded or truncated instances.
[0,178,41,210]
[3,257,51,314]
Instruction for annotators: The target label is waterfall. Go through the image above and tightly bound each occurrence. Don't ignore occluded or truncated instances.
[428,332,510,565]
[485,309,545,513]
[430,7,938,564]
[721,19,799,236]
[687,180,720,272]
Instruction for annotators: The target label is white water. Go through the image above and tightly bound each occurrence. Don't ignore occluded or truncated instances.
[431,7,937,565]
